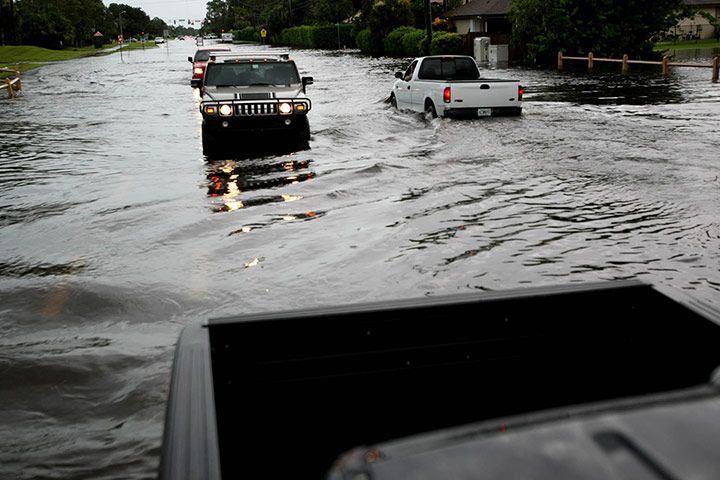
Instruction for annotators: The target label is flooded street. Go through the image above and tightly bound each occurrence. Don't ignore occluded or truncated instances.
[1,40,720,478]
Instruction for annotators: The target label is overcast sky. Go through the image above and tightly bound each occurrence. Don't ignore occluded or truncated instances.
[103,0,208,27]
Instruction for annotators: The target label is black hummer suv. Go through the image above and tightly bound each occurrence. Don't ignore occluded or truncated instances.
[199,52,313,155]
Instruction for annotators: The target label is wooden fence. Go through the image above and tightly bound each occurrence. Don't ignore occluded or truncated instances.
[558,52,719,82]
[1,66,22,98]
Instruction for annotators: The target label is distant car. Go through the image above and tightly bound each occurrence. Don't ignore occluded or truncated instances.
[154,37,165,44]
[188,46,231,88]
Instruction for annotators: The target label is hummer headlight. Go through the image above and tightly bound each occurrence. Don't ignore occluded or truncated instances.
[205,106,217,115]
[219,104,233,116]
[279,102,293,115]
[194,67,204,75]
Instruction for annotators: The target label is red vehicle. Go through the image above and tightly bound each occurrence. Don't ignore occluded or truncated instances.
[188,46,231,88]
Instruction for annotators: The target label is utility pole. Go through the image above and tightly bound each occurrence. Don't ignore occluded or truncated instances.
[424,0,433,55]
[119,11,125,62]
[288,0,292,25]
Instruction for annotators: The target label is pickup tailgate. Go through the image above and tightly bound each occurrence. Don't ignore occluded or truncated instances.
[445,79,521,117]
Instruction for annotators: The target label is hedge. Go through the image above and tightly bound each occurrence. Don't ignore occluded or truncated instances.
[271,24,464,58]
[277,24,355,49]
[232,26,261,43]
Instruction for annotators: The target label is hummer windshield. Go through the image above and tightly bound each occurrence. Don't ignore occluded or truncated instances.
[204,62,301,87]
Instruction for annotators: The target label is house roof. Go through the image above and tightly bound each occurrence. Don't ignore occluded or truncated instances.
[443,0,513,19]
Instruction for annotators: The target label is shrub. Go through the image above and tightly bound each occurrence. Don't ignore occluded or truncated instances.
[356,28,372,54]
[429,32,464,55]
[432,17,451,32]
[401,29,426,57]
[383,26,419,57]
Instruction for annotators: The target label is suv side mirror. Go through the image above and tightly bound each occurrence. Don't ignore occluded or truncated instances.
[395,71,403,79]
[188,56,193,62]
[302,76,314,93]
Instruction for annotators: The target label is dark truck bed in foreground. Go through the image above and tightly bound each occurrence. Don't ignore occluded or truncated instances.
[159,280,720,479]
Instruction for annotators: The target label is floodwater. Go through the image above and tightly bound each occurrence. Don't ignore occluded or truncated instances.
[1,41,719,478]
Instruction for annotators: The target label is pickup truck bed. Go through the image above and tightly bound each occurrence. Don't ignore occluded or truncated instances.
[160,280,720,479]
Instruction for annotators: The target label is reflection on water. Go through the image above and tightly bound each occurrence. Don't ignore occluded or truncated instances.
[0,259,87,278]
[530,68,686,105]
[206,155,315,212]
[664,47,720,60]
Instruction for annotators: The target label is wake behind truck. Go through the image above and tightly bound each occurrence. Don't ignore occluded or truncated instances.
[391,55,523,118]
[199,52,313,155]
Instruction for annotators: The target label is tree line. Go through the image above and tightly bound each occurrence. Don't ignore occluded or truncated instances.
[2,0,706,62]
[203,0,459,42]
[0,0,170,48]
[205,0,699,63]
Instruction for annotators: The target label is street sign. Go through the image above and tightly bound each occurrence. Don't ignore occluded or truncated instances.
[260,29,267,38]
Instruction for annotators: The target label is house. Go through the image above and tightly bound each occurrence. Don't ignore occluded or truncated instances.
[441,0,514,56]
[441,0,512,37]
[675,0,719,39]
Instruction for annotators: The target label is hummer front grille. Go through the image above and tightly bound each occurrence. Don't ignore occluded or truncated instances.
[235,102,278,116]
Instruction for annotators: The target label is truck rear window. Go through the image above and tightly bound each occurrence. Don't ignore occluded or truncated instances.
[418,57,480,80]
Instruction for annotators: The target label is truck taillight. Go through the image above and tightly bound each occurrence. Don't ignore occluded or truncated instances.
[443,87,451,103]
[518,85,524,101]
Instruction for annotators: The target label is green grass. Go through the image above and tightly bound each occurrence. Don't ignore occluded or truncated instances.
[1,44,103,62]
[0,42,159,78]
[655,38,720,51]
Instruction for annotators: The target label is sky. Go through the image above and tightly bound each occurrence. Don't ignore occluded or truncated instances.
[102,0,208,27]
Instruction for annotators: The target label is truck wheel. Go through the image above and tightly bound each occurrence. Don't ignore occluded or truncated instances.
[201,124,218,157]
[298,116,310,142]
[425,101,437,118]
[291,116,310,151]
[390,94,397,109]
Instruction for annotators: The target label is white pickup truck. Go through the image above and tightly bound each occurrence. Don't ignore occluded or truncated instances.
[390,55,523,118]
